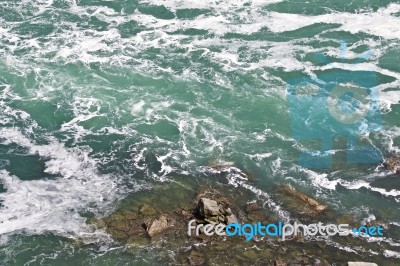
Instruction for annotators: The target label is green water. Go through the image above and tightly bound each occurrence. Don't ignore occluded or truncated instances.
[0,0,400,264]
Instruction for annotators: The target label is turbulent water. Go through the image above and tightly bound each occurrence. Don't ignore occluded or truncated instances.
[0,0,400,264]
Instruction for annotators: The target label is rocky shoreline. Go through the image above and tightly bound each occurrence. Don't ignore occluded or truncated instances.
[84,158,400,265]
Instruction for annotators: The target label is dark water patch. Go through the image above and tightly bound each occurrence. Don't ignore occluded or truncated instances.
[138,4,175,20]
[11,100,66,131]
[135,120,180,142]
[117,20,144,38]
[13,22,55,38]
[314,69,397,85]
[224,23,341,42]
[40,9,82,27]
[172,28,210,36]
[0,6,24,22]
[379,47,400,73]
[303,52,373,66]
[301,39,340,50]
[351,44,372,54]
[319,30,380,46]
[52,0,74,9]
[0,233,157,266]
[5,154,54,181]
[176,8,211,19]
[77,16,110,31]
[370,174,400,191]
[79,134,126,155]
[144,150,162,174]
[277,23,342,39]
[0,144,55,181]
[268,68,308,82]
[382,103,400,127]
[121,0,139,14]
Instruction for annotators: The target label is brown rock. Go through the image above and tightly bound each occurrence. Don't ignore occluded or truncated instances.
[187,250,205,265]
[226,214,238,224]
[280,185,328,214]
[385,155,400,174]
[198,198,221,217]
[145,215,175,237]
[274,258,287,266]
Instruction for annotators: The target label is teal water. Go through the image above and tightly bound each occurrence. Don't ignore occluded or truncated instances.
[0,0,400,264]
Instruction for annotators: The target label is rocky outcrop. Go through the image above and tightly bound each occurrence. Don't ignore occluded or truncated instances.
[97,182,374,265]
[385,155,400,174]
[198,198,220,217]
[102,205,175,242]
[145,215,175,237]
[197,197,238,225]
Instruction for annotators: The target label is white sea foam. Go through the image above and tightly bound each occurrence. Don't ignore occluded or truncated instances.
[0,0,399,251]
[1,0,399,118]
[301,167,400,198]
[0,128,121,237]
[140,0,283,11]
[266,4,400,39]
[384,249,400,258]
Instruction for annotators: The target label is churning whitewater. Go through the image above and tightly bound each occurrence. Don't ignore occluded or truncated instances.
[0,0,399,264]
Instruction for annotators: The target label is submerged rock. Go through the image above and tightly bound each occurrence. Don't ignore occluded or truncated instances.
[385,155,400,174]
[280,185,328,214]
[245,201,259,213]
[103,211,143,240]
[365,220,389,230]
[208,160,235,171]
[126,234,150,246]
[139,203,156,216]
[208,160,251,180]
[87,217,106,229]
